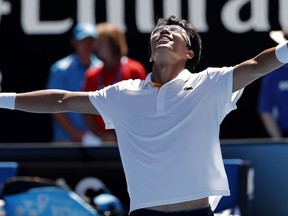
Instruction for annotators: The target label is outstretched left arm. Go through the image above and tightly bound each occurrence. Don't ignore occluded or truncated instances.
[233,42,288,92]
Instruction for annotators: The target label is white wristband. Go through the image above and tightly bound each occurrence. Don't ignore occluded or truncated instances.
[275,42,288,63]
[0,93,16,110]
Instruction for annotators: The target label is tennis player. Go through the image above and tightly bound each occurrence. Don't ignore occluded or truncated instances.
[1,15,287,216]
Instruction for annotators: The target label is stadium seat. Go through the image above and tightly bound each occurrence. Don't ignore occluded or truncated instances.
[214,159,253,216]
[0,162,18,197]
[4,186,99,215]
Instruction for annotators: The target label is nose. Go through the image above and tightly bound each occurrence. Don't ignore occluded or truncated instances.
[160,26,171,34]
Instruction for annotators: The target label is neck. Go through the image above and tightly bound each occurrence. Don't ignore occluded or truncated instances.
[151,63,185,85]
[77,54,91,68]
[150,49,186,84]
[103,57,121,72]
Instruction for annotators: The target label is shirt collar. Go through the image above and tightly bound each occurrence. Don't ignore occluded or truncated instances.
[144,69,192,88]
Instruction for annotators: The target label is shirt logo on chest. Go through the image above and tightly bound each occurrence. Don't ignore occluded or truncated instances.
[183,86,193,90]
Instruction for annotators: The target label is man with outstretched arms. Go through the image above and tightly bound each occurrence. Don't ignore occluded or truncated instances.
[0,16,287,216]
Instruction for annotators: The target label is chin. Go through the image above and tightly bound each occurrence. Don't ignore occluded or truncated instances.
[156,44,173,50]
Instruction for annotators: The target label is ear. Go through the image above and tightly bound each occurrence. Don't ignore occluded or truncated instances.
[149,55,154,62]
[186,50,194,60]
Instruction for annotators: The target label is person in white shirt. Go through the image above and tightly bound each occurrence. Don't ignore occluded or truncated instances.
[1,15,287,216]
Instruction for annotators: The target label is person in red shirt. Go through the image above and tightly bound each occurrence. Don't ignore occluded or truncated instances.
[83,22,147,144]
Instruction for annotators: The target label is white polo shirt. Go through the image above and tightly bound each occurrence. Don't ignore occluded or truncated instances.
[89,67,244,212]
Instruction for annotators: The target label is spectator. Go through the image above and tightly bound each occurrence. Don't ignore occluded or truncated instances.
[47,22,102,144]
[258,27,288,140]
[83,23,146,143]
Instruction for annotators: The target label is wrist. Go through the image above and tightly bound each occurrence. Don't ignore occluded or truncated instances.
[0,93,16,110]
[275,41,288,63]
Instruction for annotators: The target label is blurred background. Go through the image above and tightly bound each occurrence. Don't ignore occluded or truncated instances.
[0,0,284,142]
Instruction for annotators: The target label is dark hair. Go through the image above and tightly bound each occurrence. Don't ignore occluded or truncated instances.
[151,15,202,72]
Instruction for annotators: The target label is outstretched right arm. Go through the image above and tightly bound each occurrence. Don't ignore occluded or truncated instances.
[0,89,99,114]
